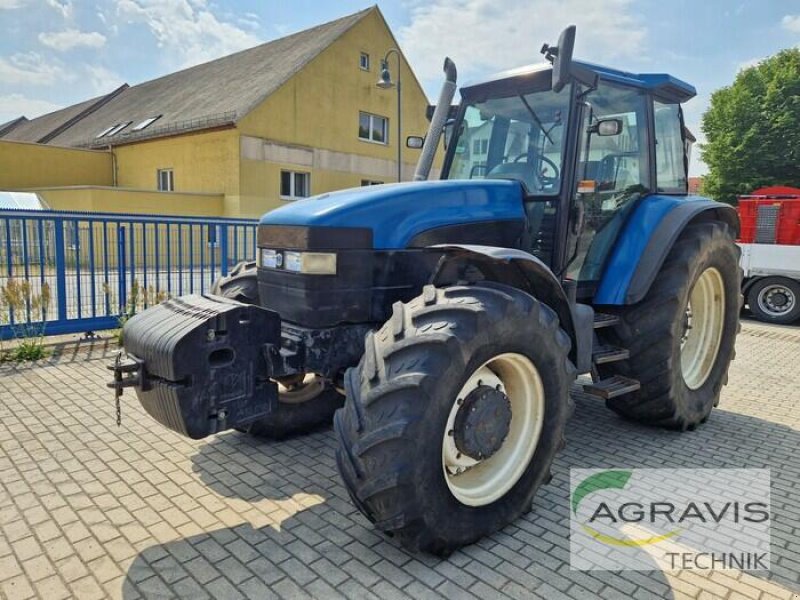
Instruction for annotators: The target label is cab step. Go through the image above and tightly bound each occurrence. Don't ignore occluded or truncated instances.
[592,344,629,364]
[583,375,641,399]
[593,312,620,329]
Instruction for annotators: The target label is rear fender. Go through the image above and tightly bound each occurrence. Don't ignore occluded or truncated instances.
[595,196,739,305]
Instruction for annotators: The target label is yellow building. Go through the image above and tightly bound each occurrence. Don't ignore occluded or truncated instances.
[0,7,438,218]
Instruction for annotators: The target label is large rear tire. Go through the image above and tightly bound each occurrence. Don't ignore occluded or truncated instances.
[211,262,343,439]
[599,222,741,429]
[335,283,574,555]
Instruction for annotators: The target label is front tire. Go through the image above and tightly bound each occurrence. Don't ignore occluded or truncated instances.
[600,222,741,429]
[335,283,574,555]
[210,261,258,303]
[211,262,343,439]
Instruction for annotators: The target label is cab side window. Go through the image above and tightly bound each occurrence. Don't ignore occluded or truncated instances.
[567,82,650,283]
[578,85,648,194]
[654,100,688,193]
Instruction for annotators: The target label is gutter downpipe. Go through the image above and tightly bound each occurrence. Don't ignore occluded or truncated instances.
[108,144,117,186]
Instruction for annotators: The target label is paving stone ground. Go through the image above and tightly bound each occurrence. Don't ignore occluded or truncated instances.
[0,319,799,600]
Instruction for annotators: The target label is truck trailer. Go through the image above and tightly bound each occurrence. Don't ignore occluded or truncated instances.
[738,187,800,324]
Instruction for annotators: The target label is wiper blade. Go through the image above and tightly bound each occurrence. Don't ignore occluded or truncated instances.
[519,94,553,145]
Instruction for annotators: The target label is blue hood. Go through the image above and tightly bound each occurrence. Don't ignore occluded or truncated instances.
[260,179,525,249]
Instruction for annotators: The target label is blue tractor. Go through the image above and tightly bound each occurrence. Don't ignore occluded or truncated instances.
[112,27,741,555]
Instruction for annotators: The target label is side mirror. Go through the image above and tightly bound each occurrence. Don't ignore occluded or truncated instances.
[591,118,623,136]
[406,136,424,149]
[443,118,461,150]
[541,25,599,92]
[548,26,575,93]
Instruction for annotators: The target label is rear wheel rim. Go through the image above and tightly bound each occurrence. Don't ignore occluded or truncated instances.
[757,284,795,316]
[681,267,725,390]
[442,353,545,507]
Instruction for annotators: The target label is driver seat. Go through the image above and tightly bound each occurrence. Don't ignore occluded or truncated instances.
[485,162,540,194]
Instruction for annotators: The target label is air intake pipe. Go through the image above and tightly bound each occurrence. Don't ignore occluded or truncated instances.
[413,57,457,181]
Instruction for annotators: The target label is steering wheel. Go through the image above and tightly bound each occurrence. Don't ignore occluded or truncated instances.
[511,153,560,187]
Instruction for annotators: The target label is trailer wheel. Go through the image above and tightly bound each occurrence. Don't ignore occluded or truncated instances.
[600,222,741,429]
[335,283,574,555]
[211,263,343,439]
[747,277,800,325]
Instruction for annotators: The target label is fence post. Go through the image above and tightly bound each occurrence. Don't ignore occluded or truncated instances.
[220,226,229,277]
[53,219,68,323]
[118,225,126,315]
[3,218,14,326]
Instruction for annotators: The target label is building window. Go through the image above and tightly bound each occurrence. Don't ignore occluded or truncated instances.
[361,180,383,186]
[359,52,370,71]
[280,170,310,199]
[157,168,174,191]
[359,112,388,144]
[472,139,488,154]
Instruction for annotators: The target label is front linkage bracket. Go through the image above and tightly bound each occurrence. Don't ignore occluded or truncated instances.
[107,352,148,426]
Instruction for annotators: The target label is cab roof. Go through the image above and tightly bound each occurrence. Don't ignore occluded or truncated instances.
[462,61,696,104]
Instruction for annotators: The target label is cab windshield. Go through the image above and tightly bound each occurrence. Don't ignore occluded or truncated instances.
[447,88,571,196]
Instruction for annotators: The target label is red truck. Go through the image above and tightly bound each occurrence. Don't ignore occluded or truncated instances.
[737,186,800,324]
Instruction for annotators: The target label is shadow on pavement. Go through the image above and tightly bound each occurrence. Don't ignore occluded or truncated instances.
[0,335,120,372]
[122,390,800,599]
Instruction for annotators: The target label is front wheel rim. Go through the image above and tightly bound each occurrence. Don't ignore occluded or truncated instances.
[681,267,725,390]
[442,353,545,507]
[276,374,325,404]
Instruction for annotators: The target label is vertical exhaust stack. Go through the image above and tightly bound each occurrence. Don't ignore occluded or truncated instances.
[413,57,457,181]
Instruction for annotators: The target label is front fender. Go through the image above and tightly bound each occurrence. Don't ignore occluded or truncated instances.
[431,244,582,366]
[595,195,739,305]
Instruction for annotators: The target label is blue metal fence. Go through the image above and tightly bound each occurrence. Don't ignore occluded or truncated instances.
[0,208,257,340]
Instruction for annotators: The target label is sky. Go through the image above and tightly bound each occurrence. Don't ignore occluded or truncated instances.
[0,0,798,175]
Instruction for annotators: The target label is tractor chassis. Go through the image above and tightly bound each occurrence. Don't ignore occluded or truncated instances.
[265,321,371,381]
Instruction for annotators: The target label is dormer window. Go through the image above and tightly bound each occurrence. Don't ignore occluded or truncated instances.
[95,125,115,138]
[106,121,132,137]
[133,115,161,132]
[96,122,132,138]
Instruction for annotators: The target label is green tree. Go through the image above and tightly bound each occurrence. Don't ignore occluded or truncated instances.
[701,48,800,204]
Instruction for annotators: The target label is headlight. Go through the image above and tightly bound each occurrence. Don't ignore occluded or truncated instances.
[258,248,336,275]
[284,251,337,275]
[259,249,283,269]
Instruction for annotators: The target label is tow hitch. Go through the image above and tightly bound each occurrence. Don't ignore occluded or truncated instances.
[107,353,146,426]
[108,294,281,439]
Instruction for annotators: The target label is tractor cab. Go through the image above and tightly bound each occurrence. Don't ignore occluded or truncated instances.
[438,27,696,297]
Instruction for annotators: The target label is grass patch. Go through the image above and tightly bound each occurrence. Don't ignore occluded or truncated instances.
[1,341,50,363]
[0,279,51,363]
